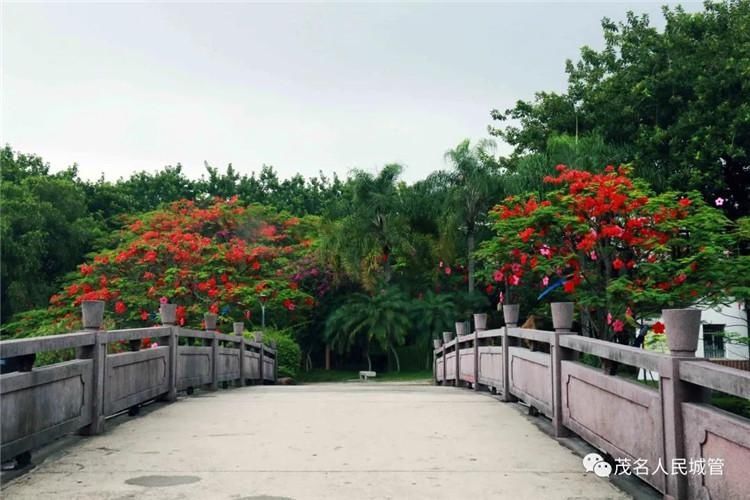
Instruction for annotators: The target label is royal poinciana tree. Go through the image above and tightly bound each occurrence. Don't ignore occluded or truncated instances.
[477,165,736,342]
[4,198,330,337]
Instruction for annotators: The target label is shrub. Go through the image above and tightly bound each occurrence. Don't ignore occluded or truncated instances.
[262,329,302,379]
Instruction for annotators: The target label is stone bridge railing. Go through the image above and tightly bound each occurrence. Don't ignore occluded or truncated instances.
[0,301,276,467]
[434,303,750,500]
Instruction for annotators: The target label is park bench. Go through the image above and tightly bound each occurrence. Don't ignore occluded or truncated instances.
[358,370,376,381]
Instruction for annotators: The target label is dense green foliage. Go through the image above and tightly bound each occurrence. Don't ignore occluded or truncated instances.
[0,149,103,322]
[262,329,303,378]
[490,0,750,219]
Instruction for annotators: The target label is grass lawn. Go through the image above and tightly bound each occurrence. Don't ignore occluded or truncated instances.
[297,369,433,384]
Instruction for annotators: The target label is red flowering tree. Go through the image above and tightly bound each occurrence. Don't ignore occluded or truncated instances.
[477,165,735,341]
[6,198,329,336]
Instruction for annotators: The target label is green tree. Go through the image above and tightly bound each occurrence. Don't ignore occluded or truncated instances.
[322,164,413,290]
[490,1,750,218]
[324,288,411,372]
[478,165,735,342]
[435,139,502,293]
[501,134,637,198]
[409,290,457,367]
[0,147,103,322]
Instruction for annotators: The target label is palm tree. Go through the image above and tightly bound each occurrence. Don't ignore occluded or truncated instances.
[322,164,413,290]
[324,288,411,372]
[440,139,502,293]
[409,290,458,368]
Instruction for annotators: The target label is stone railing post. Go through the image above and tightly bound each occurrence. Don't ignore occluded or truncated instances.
[660,308,705,500]
[473,313,486,392]
[551,302,575,437]
[501,304,519,402]
[78,300,106,435]
[271,340,278,382]
[258,334,265,384]
[455,321,466,387]
[432,339,440,385]
[160,303,178,402]
[205,313,219,390]
[441,340,447,384]
[234,322,245,387]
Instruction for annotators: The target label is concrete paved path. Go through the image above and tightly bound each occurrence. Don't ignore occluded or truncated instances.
[4,384,628,499]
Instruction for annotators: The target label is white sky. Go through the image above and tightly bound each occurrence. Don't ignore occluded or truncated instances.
[1,1,700,183]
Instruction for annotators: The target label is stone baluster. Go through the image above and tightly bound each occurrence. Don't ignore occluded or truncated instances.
[473,313,487,391]
[660,308,706,499]
[501,304,519,402]
[160,303,178,402]
[204,313,218,390]
[550,302,575,437]
[233,322,245,387]
[78,300,106,435]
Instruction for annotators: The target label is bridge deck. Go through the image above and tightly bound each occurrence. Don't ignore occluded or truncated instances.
[3,384,627,499]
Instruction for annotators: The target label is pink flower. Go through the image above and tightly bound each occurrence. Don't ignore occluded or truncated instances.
[613,319,624,333]
[589,251,598,261]
[509,274,520,286]
[444,266,452,275]
[715,197,725,207]
[439,260,444,268]
[607,312,613,325]
[159,296,169,305]
[539,245,551,257]
[542,276,549,286]
[493,270,504,282]
[150,342,159,349]
[498,292,504,304]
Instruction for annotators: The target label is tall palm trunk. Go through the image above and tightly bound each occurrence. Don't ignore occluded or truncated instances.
[364,345,372,372]
[390,345,401,373]
[467,230,475,293]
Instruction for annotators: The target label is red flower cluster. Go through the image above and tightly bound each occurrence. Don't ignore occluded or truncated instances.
[484,164,726,341]
[34,199,327,332]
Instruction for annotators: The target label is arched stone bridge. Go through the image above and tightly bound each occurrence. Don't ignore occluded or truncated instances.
[1,305,749,499]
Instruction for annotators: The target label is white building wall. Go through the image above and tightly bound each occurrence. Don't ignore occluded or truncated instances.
[695,302,748,359]
[640,302,747,380]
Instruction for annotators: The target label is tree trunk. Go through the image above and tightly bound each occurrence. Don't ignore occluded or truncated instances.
[390,345,401,373]
[364,345,372,372]
[325,344,331,370]
[467,231,475,293]
[382,240,392,283]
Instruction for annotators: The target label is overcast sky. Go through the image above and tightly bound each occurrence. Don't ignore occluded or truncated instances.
[2,1,700,183]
